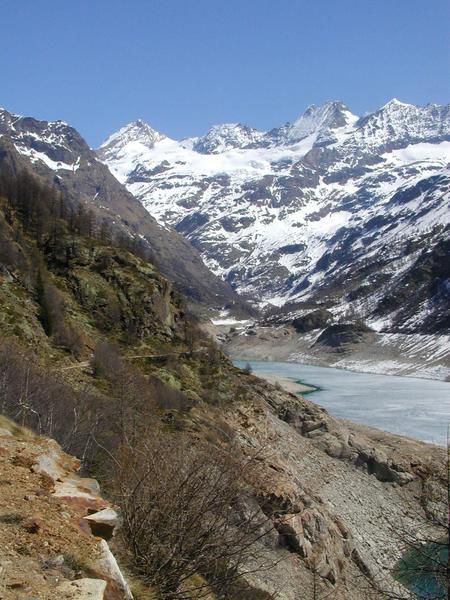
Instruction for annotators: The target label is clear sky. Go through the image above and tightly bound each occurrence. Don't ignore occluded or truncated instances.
[1,0,449,147]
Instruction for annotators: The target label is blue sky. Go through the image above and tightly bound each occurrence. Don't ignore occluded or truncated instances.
[1,0,449,146]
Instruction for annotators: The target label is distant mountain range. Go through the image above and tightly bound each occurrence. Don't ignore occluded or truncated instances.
[98,99,450,333]
[0,101,448,333]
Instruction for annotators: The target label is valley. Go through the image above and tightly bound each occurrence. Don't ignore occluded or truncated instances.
[2,3,450,598]
[0,100,448,599]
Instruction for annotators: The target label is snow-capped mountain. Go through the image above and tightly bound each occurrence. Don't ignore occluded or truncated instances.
[0,107,243,308]
[98,99,450,333]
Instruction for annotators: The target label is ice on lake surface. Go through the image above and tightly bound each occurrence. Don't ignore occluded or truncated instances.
[234,360,450,446]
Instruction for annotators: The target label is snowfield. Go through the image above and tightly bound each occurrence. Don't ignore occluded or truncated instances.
[98,99,450,335]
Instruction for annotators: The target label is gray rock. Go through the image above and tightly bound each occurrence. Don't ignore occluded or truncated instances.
[95,539,133,599]
[56,578,107,599]
[84,507,121,540]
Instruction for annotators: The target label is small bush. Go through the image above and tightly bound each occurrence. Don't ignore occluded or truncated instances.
[91,341,123,378]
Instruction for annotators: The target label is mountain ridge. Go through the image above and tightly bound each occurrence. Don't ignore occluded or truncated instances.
[0,106,246,311]
[99,99,450,334]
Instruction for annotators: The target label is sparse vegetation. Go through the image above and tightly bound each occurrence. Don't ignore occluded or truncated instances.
[0,164,276,598]
[61,551,92,574]
[114,432,273,599]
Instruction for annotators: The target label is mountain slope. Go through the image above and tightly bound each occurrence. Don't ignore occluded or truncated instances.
[0,108,243,308]
[0,148,447,600]
[99,100,450,333]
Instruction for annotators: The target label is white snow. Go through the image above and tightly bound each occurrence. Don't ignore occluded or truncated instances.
[17,146,80,172]
[211,318,252,326]
[388,141,450,165]
[99,99,450,316]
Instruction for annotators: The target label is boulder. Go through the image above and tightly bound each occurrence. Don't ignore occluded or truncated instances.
[84,507,121,540]
[53,479,108,512]
[31,441,80,482]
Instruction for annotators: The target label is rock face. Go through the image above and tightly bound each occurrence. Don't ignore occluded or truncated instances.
[0,109,243,309]
[314,322,374,349]
[292,309,333,333]
[99,99,450,333]
[0,420,132,599]
[218,375,445,599]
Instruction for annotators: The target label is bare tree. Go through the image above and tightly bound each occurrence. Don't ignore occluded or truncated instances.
[113,433,276,599]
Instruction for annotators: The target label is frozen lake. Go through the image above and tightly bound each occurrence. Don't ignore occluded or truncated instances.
[234,360,450,445]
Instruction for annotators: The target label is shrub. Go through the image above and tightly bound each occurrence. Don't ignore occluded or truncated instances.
[114,433,273,599]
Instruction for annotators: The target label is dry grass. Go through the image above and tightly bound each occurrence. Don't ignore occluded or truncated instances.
[129,579,159,600]
[0,415,34,438]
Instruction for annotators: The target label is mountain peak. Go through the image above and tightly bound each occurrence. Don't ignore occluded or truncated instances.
[380,98,414,111]
[283,100,357,144]
[99,119,166,155]
[193,122,264,154]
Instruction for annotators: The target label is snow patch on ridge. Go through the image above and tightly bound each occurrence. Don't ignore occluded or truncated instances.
[17,146,80,172]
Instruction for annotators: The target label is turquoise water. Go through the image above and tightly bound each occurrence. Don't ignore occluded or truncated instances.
[234,360,450,445]
[396,540,448,598]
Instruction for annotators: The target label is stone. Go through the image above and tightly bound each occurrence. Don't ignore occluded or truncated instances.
[56,578,107,599]
[53,479,108,512]
[277,514,312,557]
[95,539,133,599]
[84,507,120,540]
[31,452,65,482]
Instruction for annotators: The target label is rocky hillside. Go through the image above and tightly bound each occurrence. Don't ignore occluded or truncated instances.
[0,369,446,599]
[0,108,243,309]
[99,100,450,334]
[0,417,133,599]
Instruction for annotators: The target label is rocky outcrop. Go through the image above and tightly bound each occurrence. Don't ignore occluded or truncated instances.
[292,309,332,333]
[216,376,445,599]
[269,390,416,485]
[314,322,374,350]
[0,419,132,599]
